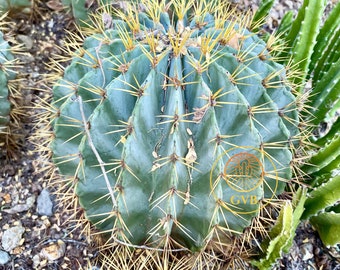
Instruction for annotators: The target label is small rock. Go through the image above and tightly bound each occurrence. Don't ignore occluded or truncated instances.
[32,254,40,268]
[40,240,66,261]
[3,195,36,214]
[1,224,25,252]
[301,243,314,261]
[3,193,11,204]
[11,187,19,205]
[0,250,10,265]
[37,189,53,216]
[285,0,294,10]
[17,34,34,50]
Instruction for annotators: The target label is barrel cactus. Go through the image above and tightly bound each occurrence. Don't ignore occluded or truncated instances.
[49,0,300,258]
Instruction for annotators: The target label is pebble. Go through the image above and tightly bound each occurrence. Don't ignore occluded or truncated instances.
[301,243,314,261]
[37,189,53,216]
[17,34,34,50]
[3,195,36,214]
[32,254,40,268]
[40,240,66,261]
[1,224,25,252]
[0,250,10,265]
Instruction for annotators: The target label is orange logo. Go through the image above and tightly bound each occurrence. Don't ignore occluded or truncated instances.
[223,152,263,192]
[209,147,279,214]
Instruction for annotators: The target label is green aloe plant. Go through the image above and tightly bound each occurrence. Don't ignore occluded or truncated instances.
[252,0,340,267]
[252,188,307,270]
[46,0,301,266]
[285,0,340,247]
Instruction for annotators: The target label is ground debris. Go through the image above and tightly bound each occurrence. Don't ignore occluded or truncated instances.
[40,240,66,261]
[36,189,53,216]
[0,250,10,265]
[1,223,25,252]
[3,195,35,214]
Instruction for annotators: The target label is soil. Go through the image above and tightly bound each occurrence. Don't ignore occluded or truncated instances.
[0,1,339,269]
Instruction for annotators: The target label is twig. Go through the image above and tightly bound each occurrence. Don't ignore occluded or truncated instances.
[78,96,117,208]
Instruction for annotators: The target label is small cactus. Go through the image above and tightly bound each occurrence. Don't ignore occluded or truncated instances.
[0,0,32,16]
[46,0,301,264]
[0,21,22,153]
[0,30,14,132]
[62,0,111,26]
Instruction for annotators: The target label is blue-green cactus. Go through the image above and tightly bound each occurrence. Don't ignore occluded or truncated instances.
[0,30,16,138]
[0,0,32,15]
[50,0,299,251]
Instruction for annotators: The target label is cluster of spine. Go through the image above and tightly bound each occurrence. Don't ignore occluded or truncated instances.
[50,0,300,252]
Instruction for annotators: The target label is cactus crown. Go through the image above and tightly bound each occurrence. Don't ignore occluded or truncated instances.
[50,0,299,252]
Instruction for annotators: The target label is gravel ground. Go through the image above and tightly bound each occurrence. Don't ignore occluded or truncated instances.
[1,0,339,269]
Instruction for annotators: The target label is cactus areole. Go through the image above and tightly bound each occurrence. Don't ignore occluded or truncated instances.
[51,0,299,251]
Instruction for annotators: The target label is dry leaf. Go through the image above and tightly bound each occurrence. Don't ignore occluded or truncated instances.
[46,0,64,11]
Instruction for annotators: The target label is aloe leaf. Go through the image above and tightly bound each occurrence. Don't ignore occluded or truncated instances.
[302,175,340,219]
[327,99,340,120]
[276,11,294,37]
[252,188,307,270]
[312,158,340,178]
[289,0,326,92]
[309,59,340,124]
[252,202,293,270]
[285,188,308,252]
[302,134,340,175]
[251,0,275,32]
[279,0,327,91]
[312,26,340,85]
[314,117,340,147]
[309,0,340,80]
[310,212,340,246]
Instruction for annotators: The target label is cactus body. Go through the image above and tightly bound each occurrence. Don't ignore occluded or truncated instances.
[0,0,32,15]
[51,0,299,250]
[0,30,16,137]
